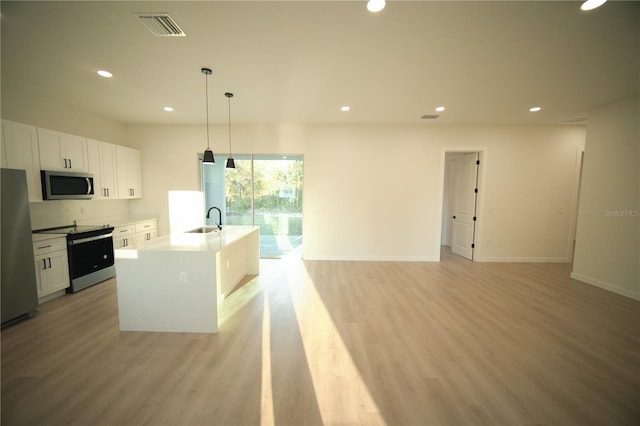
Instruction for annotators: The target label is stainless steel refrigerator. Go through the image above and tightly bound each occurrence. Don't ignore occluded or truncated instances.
[1,168,38,325]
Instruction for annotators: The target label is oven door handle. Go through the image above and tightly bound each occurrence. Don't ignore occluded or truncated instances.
[69,233,113,245]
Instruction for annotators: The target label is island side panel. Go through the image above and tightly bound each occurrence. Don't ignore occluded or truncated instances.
[216,227,260,302]
[115,250,218,333]
[245,228,260,275]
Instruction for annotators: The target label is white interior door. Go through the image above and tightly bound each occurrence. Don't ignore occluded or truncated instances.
[451,153,478,260]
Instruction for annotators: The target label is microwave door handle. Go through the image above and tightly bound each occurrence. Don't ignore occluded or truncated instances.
[86,177,92,195]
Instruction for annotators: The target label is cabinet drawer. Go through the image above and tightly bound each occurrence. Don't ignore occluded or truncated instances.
[114,224,135,236]
[135,220,157,233]
[33,237,67,256]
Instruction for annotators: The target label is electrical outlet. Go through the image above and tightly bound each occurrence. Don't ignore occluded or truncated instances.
[179,272,188,284]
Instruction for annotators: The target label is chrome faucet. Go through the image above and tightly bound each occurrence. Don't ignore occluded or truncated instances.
[206,207,222,230]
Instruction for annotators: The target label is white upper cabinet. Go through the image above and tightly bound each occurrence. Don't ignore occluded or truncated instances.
[38,128,88,172]
[116,146,142,199]
[87,139,118,199]
[1,120,43,202]
[0,122,6,169]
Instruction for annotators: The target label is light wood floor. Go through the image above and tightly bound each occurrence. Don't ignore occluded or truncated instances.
[2,249,639,425]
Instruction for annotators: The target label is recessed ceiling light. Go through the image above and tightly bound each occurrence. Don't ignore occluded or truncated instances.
[97,70,112,78]
[367,0,386,13]
[163,106,174,112]
[529,106,542,112]
[581,0,607,11]
[341,106,351,112]
[435,106,446,112]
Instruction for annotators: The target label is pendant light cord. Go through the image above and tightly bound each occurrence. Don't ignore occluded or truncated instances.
[205,73,210,150]
[227,95,232,155]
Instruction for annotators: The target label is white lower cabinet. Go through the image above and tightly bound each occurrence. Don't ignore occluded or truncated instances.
[113,219,157,249]
[134,220,158,248]
[113,224,136,249]
[33,237,70,301]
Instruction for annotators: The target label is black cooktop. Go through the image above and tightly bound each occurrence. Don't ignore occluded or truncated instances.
[33,224,113,235]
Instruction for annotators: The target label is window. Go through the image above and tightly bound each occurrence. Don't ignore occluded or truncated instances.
[202,155,303,258]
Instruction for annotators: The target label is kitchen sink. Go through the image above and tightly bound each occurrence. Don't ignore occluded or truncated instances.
[186,226,221,234]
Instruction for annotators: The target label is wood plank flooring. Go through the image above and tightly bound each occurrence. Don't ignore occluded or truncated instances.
[2,249,639,425]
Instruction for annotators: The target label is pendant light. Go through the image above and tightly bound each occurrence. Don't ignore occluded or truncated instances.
[225,92,236,169]
[201,67,215,164]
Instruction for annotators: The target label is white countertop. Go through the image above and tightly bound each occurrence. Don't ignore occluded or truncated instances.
[98,216,158,227]
[32,232,66,242]
[116,225,259,253]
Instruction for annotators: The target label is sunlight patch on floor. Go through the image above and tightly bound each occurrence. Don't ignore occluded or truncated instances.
[282,257,385,425]
[260,289,275,425]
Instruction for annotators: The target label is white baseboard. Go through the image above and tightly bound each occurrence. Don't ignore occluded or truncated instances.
[475,256,570,263]
[570,272,640,301]
[302,255,439,262]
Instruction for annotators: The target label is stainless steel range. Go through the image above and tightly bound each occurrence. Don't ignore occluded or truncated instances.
[34,224,115,293]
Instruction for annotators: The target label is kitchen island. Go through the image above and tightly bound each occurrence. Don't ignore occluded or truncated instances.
[114,225,259,333]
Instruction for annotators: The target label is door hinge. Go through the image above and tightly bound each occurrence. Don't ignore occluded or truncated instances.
[474,188,478,193]
[473,216,477,221]
[471,243,475,248]
[476,160,480,165]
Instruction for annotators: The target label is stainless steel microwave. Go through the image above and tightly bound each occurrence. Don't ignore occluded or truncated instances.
[41,170,94,200]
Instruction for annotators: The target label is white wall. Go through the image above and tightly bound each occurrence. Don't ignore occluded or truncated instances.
[572,94,639,300]
[127,123,585,262]
[29,199,131,230]
[1,84,127,145]
[3,83,585,262]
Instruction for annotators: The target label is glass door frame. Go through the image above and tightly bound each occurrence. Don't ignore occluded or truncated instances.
[198,153,304,258]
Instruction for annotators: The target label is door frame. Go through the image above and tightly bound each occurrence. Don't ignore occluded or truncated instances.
[436,146,488,262]
[569,146,585,262]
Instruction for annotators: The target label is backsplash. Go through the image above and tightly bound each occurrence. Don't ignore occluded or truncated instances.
[30,199,130,229]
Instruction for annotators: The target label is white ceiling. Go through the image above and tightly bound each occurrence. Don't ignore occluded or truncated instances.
[2,1,639,126]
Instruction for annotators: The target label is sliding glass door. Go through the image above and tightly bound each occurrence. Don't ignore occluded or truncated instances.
[202,155,303,258]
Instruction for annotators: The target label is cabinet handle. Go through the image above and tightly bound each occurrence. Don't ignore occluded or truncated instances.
[37,244,52,250]
[107,188,110,197]
[69,159,72,168]
[64,158,68,168]
[42,259,47,269]
[47,258,52,268]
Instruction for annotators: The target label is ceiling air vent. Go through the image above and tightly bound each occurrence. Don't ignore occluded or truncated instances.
[420,114,440,120]
[136,13,186,37]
